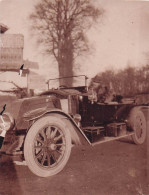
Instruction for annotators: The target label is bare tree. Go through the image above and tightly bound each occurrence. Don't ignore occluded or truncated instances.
[0,80,27,98]
[30,0,103,86]
[91,64,149,97]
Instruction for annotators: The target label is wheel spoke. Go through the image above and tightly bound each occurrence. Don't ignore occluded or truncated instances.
[51,152,57,163]
[41,151,47,165]
[34,145,44,149]
[55,143,65,146]
[46,126,52,139]
[40,129,47,141]
[35,149,43,159]
[54,134,63,142]
[36,137,44,144]
[47,152,51,166]
[51,128,58,139]
[56,149,63,154]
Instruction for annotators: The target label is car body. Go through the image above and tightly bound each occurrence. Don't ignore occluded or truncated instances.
[0,75,147,177]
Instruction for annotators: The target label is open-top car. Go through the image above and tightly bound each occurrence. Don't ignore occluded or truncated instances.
[0,75,147,177]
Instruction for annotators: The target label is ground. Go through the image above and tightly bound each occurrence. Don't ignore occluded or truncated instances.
[0,108,148,195]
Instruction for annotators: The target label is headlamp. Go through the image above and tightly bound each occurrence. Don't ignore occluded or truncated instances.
[0,113,14,132]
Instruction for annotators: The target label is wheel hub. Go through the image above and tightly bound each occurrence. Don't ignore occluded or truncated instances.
[43,139,57,151]
[49,143,57,151]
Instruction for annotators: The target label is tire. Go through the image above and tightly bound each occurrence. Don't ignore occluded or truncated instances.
[24,116,71,177]
[129,110,146,145]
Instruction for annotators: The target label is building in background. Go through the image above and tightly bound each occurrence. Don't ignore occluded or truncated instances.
[0,23,46,95]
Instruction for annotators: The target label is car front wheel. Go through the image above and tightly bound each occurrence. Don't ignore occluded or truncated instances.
[24,116,71,177]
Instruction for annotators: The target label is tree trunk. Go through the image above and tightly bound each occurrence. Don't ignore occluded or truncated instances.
[58,38,74,87]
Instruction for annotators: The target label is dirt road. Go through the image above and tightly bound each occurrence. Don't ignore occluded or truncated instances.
[0,108,148,195]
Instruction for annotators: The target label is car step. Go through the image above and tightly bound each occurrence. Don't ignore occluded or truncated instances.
[92,132,135,146]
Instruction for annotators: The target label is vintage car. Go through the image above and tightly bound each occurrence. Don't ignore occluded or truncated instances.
[0,75,147,177]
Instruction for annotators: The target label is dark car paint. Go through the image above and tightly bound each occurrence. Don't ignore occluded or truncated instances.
[1,88,138,146]
[2,95,61,130]
[17,96,62,129]
[12,89,135,130]
[79,99,134,127]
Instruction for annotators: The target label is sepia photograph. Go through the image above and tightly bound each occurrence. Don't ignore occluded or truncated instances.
[0,0,149,194]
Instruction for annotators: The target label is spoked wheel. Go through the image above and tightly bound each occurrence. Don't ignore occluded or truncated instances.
[24,116,71,177]
[129,110,146,145]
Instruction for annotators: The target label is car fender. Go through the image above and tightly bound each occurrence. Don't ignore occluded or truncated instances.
[24,108,90,146]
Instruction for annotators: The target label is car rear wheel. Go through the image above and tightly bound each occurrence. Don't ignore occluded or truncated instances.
[129,110,146,145]
[24,116,71,177]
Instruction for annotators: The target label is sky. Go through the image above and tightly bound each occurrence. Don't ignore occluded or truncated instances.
[0,0,149,82]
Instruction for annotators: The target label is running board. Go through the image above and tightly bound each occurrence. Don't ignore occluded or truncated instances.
[92,132,135,146]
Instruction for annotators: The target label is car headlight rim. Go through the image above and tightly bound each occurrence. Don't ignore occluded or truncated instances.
[0,112,14,132]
